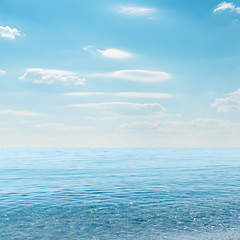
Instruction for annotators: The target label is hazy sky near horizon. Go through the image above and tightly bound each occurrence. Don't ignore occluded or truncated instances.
[1,0,240,147]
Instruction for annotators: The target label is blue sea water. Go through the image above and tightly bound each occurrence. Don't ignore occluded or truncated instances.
[1,148,240,240]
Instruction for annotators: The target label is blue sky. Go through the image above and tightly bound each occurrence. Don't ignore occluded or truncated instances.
[0,0,240,147]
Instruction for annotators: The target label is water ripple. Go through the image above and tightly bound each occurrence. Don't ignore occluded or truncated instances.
[0,148,240,239]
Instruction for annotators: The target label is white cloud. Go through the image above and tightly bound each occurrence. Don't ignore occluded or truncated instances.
[118,5,156,16]
[0,128,16,132]
[70,102,166,116]
[90,69,171,83]
[190,118,240,129]
[19,68,85,85]
[114,118,240,147]
[117,120,184,133]
[83,46,133,59]
[0,26,21,39]
[35,123,89,131]
[83,45,95,51]
[97,48,133,59]
[64,92,105,96]
[0,70,6,75]
[213,2,237,13]
[0,110,44,116]
[235,7,240,13]
[116,92,172,98]
[212,88,240,112]
[63,92,172,98]
[117,118,240,133]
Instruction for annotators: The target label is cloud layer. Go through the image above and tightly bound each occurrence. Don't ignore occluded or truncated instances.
[0,26,21,39]
[19,68,85,85]
[64,92,172,98]
[64,92,105,96]
[35,123,89,131]
[70,102,166,116]
[115,92,172,98]
[83,46,133,59]
[97,48,133,59]
[213,2,240,13]
[90,69,171,83]
[0,70,6,75]
[0,128,16,132]
[118,5,156,16]
[117,118,240,133]
[212,88,240,112]
[0,110,43,116]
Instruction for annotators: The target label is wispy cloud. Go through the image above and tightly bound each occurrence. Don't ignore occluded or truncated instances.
[115,92,172,98]
[213,2,239,13]
[83,46,134,59]
[90,69,171,83]
[64,92,105,96]
[0,26,21,39]
[19,68,85,85]
[35,123,89,131]
[118,5,156,16]
[212,88,240,112]
[83,45,95,51]
[235,7,240,13]
[117,118,240,133]
[0,127,16,132]
[70,102,166,116]
[64,92,172,98]
[0,110,44,116]
[97,48,133,59]
[0,70,6,75]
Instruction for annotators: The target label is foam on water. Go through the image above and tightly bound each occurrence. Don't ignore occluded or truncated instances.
[0,148,240,239]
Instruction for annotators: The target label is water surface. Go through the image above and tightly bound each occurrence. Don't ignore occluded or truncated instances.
[0,148,240,239]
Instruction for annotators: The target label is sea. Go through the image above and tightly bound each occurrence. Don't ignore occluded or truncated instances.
[0,148,240,240]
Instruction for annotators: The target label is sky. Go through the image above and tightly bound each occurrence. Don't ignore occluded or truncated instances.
[0,0,240,147]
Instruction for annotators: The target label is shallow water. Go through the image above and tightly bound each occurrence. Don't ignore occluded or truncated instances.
[0,148,240,239]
